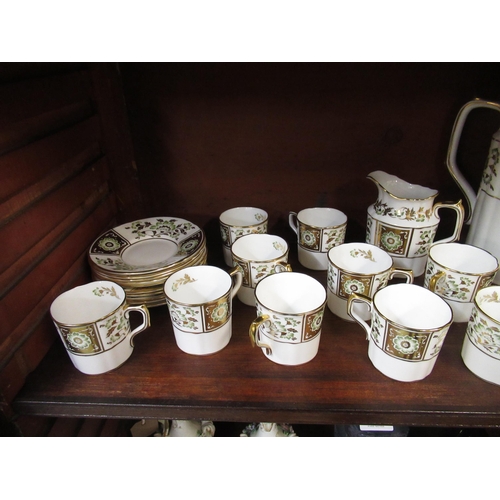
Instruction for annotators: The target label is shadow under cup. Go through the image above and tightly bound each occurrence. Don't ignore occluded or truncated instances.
[249,272,327,366]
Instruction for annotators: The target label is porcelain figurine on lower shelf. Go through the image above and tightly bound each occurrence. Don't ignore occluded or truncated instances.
[240,422,297,437]
[155,419,216,437]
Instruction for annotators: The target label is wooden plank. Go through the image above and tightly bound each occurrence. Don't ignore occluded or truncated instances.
[99,418,129,437]
[0,100,94,156]
[0,194,116,361]
[46,417,83,437]
[10,415,55,437]
[0,142,101,225]
[0,63,85,85]
[88,63,146,223]
[77,418,106,437]
[0,115,101,203]
[0,69,91,127]
[0,156,108,296]
[0,157,110,277]
[0,195,117,368]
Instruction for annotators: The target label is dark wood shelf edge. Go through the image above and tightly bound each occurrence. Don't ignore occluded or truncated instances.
[13,399,500,428]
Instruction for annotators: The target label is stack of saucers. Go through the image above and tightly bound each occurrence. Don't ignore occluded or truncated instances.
[88,217,207,307]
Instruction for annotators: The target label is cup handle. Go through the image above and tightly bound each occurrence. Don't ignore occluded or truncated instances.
[428,270,446,293]
[228,265,243,299]
[388,268,414,284]
[274,261,292,273]
[249,315,272,355]
[347,293,373,340]
[124,304,151,347]
[432,199,465,245]
[289,211,299,235]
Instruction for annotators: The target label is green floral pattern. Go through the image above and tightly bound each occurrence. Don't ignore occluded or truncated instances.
[101,309,129,345]
[380,230,403,253]
[350,248,375,262]
[466,306,500,357]
[126,218,195,240]
[481,146,499,193]
[374,200,433,222]
[169,303,200,331]
[93,285,120,299]
[392,334,419,355]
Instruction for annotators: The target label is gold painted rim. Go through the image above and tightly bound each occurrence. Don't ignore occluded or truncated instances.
[429,244,499,277]
[373,286,453,333]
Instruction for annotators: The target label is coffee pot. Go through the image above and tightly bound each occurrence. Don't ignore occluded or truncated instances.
[447,98,500,284]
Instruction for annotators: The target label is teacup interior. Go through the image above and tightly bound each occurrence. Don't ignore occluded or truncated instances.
[165,266,231,303]
[374,283,452,329]
[220,207,267,226]
[255,272,326,314]
[329,242,392,273]
[51,282,123,324]
[430,243,499,274]
[299,208,347,228]
[232,234,287,260]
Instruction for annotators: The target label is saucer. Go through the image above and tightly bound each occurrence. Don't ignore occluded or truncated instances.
[88,217,207,307]
[89,217,205,274]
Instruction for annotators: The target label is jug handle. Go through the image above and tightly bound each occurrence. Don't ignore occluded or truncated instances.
[446,99,500,224]
[432,200,465,245]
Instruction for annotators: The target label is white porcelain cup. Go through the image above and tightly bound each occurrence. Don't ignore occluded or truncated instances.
[231,233,292,306]
[249,272,327,366]
[289,207,347,270]
[461,286,500,386]
[50,281,150,375]
[164,265,242,355]
[348,283,453,382]
[219,207,268,266]
[327,242,413,321]
[424,242,499,323]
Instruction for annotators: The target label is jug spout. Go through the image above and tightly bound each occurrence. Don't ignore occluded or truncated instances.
[367,170,438,202]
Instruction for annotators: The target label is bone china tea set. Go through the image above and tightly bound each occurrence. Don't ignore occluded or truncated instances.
[50,99,500,389]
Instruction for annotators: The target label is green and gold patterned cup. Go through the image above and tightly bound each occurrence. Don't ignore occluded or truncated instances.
[249,272,327,366]
[348,283,453,382]
[424,242,498,323]
[231,233,292,306]
[219,207,268,266]
[327,242,413,322]
[50,281,150,375]
[164,265,243,355]
[289,207,347,270]
[462,285,500,385]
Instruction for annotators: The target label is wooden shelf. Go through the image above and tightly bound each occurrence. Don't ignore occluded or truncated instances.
[13,257,500,428]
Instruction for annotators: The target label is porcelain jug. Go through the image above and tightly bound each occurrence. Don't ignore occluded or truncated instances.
[366,170,464,277]
[447,99,500,284]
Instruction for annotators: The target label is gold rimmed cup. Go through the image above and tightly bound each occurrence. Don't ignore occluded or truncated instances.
[249,272,326,366]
